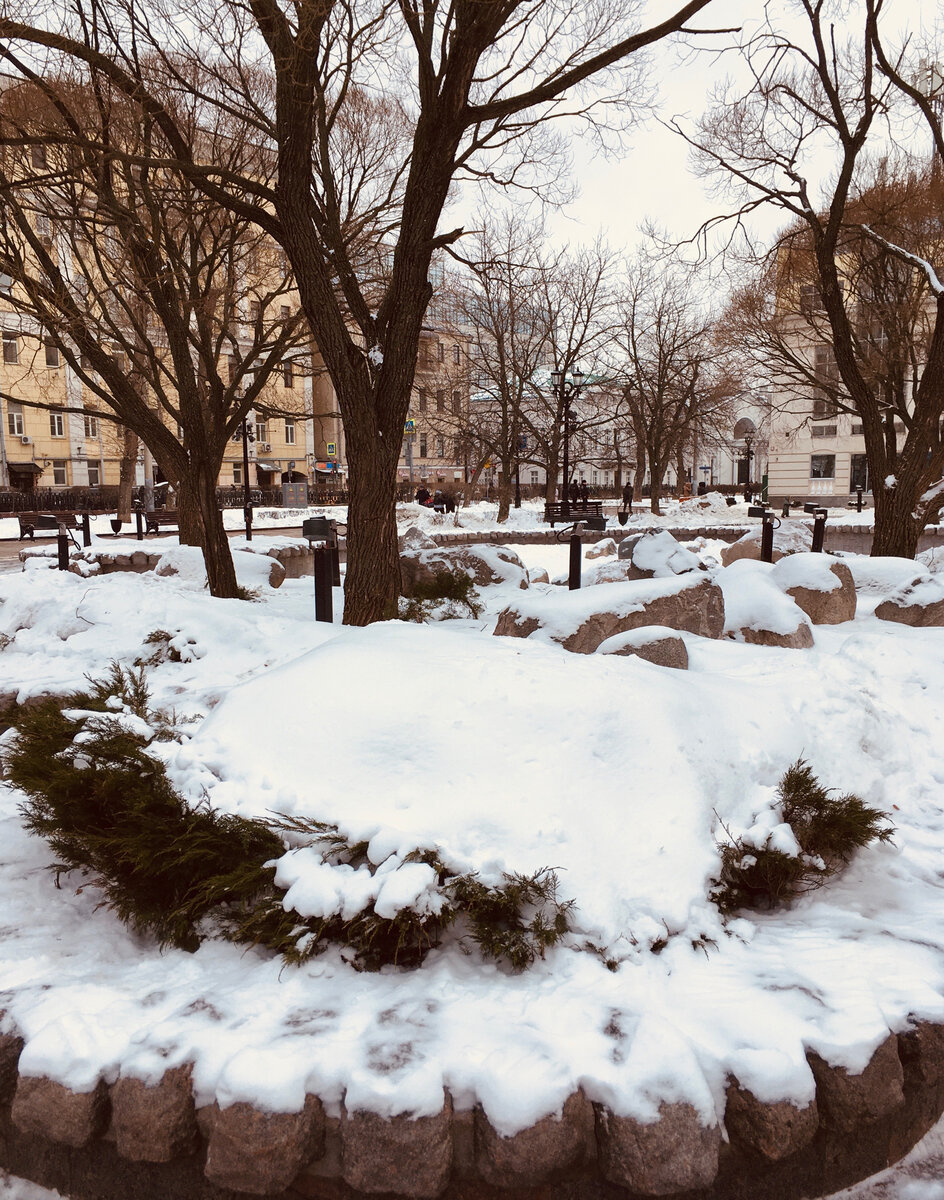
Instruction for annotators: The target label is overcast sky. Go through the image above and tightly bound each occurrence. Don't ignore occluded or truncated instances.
[535,0,941,259]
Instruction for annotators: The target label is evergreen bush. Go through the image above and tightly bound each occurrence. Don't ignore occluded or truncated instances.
[5,668,571,970]
[712,758,894,914]
[400,567,482,621]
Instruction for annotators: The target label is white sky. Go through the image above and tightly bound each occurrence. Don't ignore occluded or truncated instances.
[536,0,942,258]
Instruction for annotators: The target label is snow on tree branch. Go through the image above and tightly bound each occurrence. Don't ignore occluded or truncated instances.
[861,226,944,297]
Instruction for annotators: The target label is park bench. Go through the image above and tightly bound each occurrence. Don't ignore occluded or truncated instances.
[18,512,79,540]
[543,501,606,529]
[144,510,180,534]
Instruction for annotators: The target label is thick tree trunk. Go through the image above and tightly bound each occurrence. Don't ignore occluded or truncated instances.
[343,420,402,625]
[871,482,922,558]
[176,466,238,598]
[174,476,205,547]
[117,429,138,522]
[649,455,663,515]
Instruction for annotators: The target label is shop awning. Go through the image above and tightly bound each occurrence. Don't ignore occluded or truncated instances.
[8,462,43,474]
[255,460,281,471]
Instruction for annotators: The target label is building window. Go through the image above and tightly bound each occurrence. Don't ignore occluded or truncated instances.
[282,360,294,388]
[453,344,460,365]
[248,299,261,322]
[418,389,427,414]
[50,409,65,437]
[420,433,428,458]
[0,273,11,293]
[850,454,870,492]
[280,304,291,321]
[530,470,539,485]
[810,453,835,479]
[811,424,837,438]
[31,145,47,169]
[435,435,445,457]
[436,390,445,413]
[437,342,444,362]
[3,333,17,364]
[285,419,296,445]
[52,459,68,486]
[255,420,268,443]
[44,336,59,368]
[87,463,100,487]
[233,462,243,485]
[800,284,824,313]
[84,413,99,438]
[452,390,461,416]
[8,402,24,436]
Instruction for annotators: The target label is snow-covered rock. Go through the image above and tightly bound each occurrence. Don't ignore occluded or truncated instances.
[770,554,857,624]
[400,544,529,593]
[721,521,813,566]
[585,537,617,560]
[717,560,814,648]
[494,574,724,653]
[875,576,944,627]
[596,625,689,669]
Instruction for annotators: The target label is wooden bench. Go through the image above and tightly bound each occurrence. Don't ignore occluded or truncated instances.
[18,512,78,539]
[144,510,180,534]
[543,501,606,529]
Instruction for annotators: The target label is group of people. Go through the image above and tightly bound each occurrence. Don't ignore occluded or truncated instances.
[566,479,593,506]
[414,485,457,514]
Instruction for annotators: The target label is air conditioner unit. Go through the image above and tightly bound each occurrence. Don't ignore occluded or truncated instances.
[20,435,31,445]
[259,442,271,452]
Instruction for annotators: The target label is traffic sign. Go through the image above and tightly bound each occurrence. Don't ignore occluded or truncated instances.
[326,442,337,457]
[404,419,415,433]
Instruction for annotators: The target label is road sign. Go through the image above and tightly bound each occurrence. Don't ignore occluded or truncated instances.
[326,442,337,457]
[404,419,415,433]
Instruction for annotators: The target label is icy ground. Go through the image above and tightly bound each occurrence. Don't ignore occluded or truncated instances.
[2,508,944,1196]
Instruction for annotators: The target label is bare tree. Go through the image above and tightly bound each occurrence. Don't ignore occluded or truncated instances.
[0,0,719,622]
[616,256,736,513]
[686,0,944,556]
[0,72,309,595]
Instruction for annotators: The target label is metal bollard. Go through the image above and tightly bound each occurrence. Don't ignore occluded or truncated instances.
[57,525,70,571]
[135,509,144,541]
[856,486,864,513]
[568,529,581,590]
[81,513,91,547]
[330,532,341,588]
[313,546,333,622]
[781,500,790,517]
[760,514,775,563]
[811,511,827,553]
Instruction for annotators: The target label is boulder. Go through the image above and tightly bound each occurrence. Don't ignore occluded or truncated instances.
[875,576,944,626]
[597,626,689,669]
[807,1034,904,1133]
[111,1065,198,1162]
[721,521,813,566]
[724,1082,818,1162]
[475,1092,592,1187]
[0,1030,24,1103]
[401,544,528,593]
[842,555,931,597]
[12,1076,110,1147]
[586,537,617,560]
[583,561,634,587]
[398,525,438,552]
[718,560,815,648]
[624,530,704,579]
[494,574,724,655]
[898,1020,944,1088]
[527,566,550,585]
[341,1103,453,1197]
[595,1101,721,1194]
[771,555,857,624]
[204,1096,325,1194]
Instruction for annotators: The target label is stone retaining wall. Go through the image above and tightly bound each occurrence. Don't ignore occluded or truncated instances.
[17,544,315,579]
[2,1020,944,1200]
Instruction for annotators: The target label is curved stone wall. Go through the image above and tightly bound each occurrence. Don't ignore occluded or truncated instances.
[2,1020,944,1199]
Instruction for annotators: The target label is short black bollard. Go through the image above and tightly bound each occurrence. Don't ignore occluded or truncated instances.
[856,485,864,513]
[244,504,253,542]
[760,514,775,563]
[313,546,333,622]
[568,530,581,590]
[782,499,791,518]
[811,511,827,553]
[81,512,91,547]
[57,526,70,571]
[135,509,144,541]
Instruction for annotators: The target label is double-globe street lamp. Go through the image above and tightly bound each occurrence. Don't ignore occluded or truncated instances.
[232,416,255,540]
[550,366,587,520]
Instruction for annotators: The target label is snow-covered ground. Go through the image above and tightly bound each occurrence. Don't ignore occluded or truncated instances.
[2,511,944,1197]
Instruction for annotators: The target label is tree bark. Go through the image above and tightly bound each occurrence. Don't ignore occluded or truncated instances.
[343,417,402,623]
[496,470,511,522]
[117,429,138,522]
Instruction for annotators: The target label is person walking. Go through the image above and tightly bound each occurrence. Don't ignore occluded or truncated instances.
[622,479,634,509]
[415,484,431,506]
[578,479,590,506]
[568,480,579,506]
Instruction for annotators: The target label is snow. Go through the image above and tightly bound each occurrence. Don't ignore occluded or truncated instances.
[716,559,810,636]
[3,531,944,1181]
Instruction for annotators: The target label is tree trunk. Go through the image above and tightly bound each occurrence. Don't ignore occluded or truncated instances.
[193,460,238,598]
[871,480,923,558]
[649,454,663,515]
[117,428,138,522]
[496,470,511,522]
[343,419,402,625]
[633,435,646,503]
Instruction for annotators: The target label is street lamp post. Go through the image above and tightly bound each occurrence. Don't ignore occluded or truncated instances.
[550,366,587,521]
[232,417,255,540]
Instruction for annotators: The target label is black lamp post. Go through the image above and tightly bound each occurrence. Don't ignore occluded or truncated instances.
[550,366,587,521]
[232,417,255,540]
